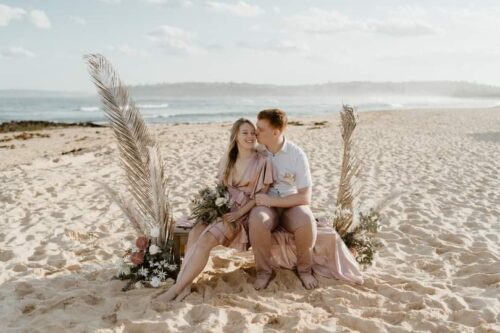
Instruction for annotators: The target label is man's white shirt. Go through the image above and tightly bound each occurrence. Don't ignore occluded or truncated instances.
[260,137,312,198]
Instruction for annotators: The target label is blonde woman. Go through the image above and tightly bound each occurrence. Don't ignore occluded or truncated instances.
[156,118,273,302]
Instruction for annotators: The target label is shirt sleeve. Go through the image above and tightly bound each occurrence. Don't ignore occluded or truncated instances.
[294,148,312,190]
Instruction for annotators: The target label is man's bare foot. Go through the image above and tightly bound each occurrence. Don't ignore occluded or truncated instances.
[298,272,318,290]
[254,271,274,290]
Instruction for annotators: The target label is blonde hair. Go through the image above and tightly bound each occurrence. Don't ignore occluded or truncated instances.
[222,118,255,185]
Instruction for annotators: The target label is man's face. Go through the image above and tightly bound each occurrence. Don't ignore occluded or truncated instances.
[256,118,277,146]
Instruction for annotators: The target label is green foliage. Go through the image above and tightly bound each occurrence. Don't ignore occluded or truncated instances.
[335,209,383,266]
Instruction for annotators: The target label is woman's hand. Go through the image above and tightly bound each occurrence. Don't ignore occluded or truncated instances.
[255,194,273,207]
[223,212,241,224]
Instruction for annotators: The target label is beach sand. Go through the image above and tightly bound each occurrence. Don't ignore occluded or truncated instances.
[0,108,499,332]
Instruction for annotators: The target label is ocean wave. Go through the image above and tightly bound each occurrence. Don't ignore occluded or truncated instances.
[137,103,169,109]
[79,106,100,112]
[355,102,404,110]
[143,111,253,120]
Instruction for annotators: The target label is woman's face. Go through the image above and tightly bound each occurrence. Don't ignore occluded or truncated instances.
[236,122,257,150]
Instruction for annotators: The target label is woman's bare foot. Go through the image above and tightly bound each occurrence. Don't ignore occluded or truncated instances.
[298,272,318,290]
[155,285,179,303]
[174,285,192,301]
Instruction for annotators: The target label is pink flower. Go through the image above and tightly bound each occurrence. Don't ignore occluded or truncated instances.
[136,236,149,251]
[131,251,145,265]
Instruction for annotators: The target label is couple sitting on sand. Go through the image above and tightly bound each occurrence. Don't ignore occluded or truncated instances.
[157,108,342,302]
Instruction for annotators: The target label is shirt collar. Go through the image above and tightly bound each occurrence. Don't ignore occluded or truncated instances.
[266,136,288,156]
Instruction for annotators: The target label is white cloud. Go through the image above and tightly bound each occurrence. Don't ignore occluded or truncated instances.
[107,44,149,57]
[29,9,51,29]
[284,7,440,37]
[69,16,86,25]
[367,19,441,37]
[240,40,310,54]
[0,4,26,27]
[0,46,35,59]
[147,25,205,55]
[284,8,356,34]
[443,7,500,32]
[388,5,428,18]
[143,0,192,6]
[207,1,264,17]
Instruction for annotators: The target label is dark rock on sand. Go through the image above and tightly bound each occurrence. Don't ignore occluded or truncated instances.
[0,121,106,133]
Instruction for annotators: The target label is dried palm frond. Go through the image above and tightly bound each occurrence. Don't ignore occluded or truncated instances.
[84,54,172,245]
[99,182,148,235]
[147,146,174,244]
[334,105,361,236]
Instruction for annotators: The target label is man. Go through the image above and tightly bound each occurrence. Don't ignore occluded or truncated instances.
[249,108,318,290]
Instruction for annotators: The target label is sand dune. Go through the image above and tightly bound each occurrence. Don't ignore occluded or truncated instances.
[0,108,499,332]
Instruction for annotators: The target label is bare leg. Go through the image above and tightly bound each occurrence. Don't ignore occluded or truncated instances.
[172,222,208,297]
[248,206,279,290]
[281,205,318,289]
[185,223,207,251]
[156,231,218,302]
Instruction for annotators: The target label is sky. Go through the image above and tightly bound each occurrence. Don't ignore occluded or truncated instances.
[1,0,500,92]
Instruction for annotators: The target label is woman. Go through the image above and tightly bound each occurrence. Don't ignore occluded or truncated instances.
[156,118,273,302]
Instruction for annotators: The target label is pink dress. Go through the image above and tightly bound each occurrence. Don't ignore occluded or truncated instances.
[177,152,364,285]
[204,151,274,251]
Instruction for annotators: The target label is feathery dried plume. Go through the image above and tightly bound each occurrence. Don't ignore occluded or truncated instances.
[84,53,173,245]
[334,105,361,236]
[99,182,148,235]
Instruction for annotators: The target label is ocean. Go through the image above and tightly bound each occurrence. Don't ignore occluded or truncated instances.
[1,95,499,124]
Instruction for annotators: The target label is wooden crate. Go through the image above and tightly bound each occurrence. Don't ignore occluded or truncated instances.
[173,225,192,264]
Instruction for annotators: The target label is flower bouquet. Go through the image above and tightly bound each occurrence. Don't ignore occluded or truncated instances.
[190,183,231,225]
[116,228,179,290]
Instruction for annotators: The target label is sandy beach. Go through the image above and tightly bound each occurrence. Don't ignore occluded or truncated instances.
[0,107,499,332]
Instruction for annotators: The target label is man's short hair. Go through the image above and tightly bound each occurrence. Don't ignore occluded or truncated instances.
[257,109,288,131]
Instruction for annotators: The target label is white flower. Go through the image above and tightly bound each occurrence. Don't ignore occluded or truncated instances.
[138,267,149,277]
[215,197,227,207]
[115,258,124,269]
[118,264,131,276]
[167,264,178,271]
[150,226,160,238]
[150,276,161,288]
[131,244,139,252]
[134,281,143,289]
[149,244,161,255]
[157,270,167,280]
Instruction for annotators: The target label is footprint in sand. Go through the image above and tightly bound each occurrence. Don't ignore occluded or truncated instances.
[0,249,15,262]
[15,281,34,297]
[27,246,47,261]
[12,263,28,272]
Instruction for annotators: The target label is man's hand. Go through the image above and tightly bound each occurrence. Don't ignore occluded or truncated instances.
[223,212,240,224]
[255,193,273,207]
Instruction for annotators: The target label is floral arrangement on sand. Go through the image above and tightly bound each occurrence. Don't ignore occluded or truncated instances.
[332,105,382,266]
[85,54,178,291]
[189,183,231,225]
